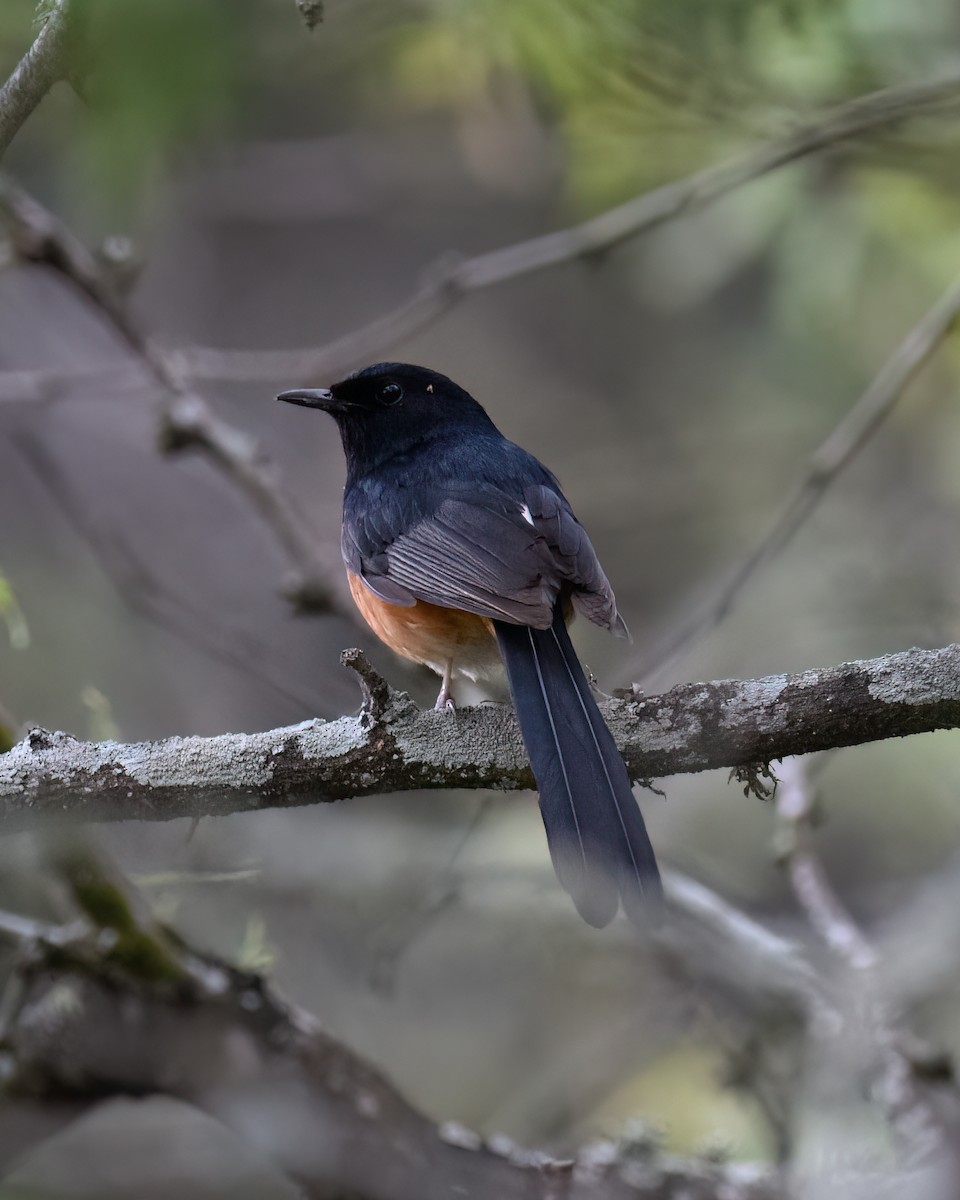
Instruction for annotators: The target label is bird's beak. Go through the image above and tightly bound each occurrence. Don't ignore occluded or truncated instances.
[276,387,335,410]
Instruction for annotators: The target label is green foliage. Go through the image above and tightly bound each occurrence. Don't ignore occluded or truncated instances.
[68,0,246,201]
[392,0,877,202]
[387,0,960,367]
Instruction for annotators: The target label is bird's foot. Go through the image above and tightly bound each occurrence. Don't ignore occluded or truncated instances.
[434,686,456,713]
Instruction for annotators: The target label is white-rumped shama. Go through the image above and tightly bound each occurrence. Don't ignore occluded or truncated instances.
[278,363,662,927]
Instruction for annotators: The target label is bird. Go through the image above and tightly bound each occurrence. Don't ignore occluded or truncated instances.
[278,363,662,927]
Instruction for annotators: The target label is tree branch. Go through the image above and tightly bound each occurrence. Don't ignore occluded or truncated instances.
[776,759,877,971]
[0,2,71,165]
[630,272,960,680]
[2,642,959,830]
[0,887,779,1200]
[177,69,960,385]
[0,845,795,1199]
[0,176,341,614]
[0,849,947,1199]
[3,70,959,397]
[776,759,953,1170]
[2,67,958,645]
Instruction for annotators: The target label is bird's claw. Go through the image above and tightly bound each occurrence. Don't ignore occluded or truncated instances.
[434,689,456,713]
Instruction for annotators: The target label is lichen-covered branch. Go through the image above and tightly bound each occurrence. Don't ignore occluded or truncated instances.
[2,643,959,832]
[0,886,779,1200]
[0,1,72,164]
[0,848,943,1199]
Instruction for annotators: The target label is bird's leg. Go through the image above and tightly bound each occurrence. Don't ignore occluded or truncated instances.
[434,660,456,712]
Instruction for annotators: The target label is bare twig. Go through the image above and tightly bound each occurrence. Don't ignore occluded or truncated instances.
[157,391,336,612]
[0,67,943,399]
[660,869,824,1014]
[0,362,151,403]
[776,758,950,1169]
[1,60,958,645]
[0,2,72,164]
[2,641,960,829]
[5,68,960,401]
[630,274,960,681]
[0,4,339,610]
[0,176,135,334]
[776,758,876,971]
[777,758,878,974]
[0,177,340,614]
[176,70,960,385]
[0,31,958,395]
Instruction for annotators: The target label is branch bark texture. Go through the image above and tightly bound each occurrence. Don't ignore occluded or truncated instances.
[0,920,777,1200]
[0,2,71,164]
[2,643,959,831]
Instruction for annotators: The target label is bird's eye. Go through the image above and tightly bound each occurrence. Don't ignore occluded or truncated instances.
[378,381,403,406]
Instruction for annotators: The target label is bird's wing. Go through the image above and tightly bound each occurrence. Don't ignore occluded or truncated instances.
[343,479,622,631]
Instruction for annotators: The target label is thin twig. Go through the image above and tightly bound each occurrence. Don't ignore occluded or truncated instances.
[0,177,340,613]
[0,176,135,335]
[0,362,151,403]
[0,2,71,165]
[776,758,948,1168]
[4,67,960,401]
[776,758,877,971]
[0,7,339,611]
[630,273,960,682]
[3,17,960,657]
[176,70,960,385]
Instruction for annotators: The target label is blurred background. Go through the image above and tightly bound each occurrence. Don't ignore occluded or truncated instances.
[3,0,960,1192]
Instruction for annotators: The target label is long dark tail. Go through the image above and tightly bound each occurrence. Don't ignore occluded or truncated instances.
[494,606,663,928]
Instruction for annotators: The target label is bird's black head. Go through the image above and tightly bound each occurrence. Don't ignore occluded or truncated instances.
[278,362,498,476]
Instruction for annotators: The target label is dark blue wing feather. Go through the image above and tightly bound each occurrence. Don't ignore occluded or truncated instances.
[342,434,623,630]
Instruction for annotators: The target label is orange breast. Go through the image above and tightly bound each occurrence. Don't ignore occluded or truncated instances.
[347,571,501,679]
